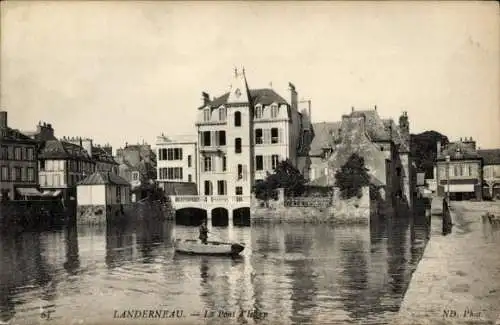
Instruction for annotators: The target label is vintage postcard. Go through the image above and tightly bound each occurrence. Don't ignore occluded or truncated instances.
[1,1,499,325]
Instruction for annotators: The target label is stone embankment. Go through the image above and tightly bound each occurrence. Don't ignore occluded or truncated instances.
[395,197,500,325]
[250,187,371,224]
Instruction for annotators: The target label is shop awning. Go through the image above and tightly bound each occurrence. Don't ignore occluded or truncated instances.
[16,188,43,196]
[42,190,62,197]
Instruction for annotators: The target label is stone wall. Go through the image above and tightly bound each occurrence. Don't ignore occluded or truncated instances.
[0,200,66,232]
[250,186,371,224]
[76,200,172,225]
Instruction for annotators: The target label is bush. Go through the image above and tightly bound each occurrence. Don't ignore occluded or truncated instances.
[253,159,306,201]
[334,153,370,199]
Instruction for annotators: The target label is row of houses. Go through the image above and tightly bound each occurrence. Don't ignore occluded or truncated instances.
[431,137,500,200]
[0,111,157,206]
[155,69,414,212]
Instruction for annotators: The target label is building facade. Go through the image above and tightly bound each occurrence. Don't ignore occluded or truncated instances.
[192,68,312,197]
[38,139,95,201]
[436,137,482,200]
[308,107,413,210]
[0,111,39,200]
[478,148,500,199]
[62,137,118,173]
[156,134,198,187]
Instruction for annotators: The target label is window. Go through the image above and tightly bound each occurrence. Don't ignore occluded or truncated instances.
[235,138,242,153]
[256,155,263,171]
[462,164,468,177]
[217,130,226,146]
[202,131,211,147]
[188,155,192,167]
[217,180,226,195]
[271,105,279,118]
[27,167,35,182]
[454,165,460,177]
[14,147,22,160]
[449,165,454,177]
[396,167,401,177]
[204,180,213,195]
[21,147,26,160]
[235,186,243,195]
[0,146,8,159]
[40,175,47,186]
[234,111,241,127]
[13,167,21,181]
[161,148,183,160]
[21,168,26,181]
[222,156,227,172]
[271,128,279,144]
[27,147,34,160]
[54,174,60,186]
[7,147,13,160]
[132,171,139,181]
[255,106,263,119]
[219,107,226,121]
[237,164,243,180]
[469,165,474,177]
[1,166,8,181]
[324,167,328,175]
[203,108,210,122]
[272,155,279,170]
[255,129,263,144]
[159,167,183,180]
[188,174,192,182]
[203,156,212,172]
[116,186,121,203]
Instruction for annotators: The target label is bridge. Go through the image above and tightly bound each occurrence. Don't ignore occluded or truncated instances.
[168,195,252,225]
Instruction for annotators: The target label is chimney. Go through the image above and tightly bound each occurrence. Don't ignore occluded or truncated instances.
[351,106,354,112]
[202,92,210,105]
[374,105,377,111]
[288,82,297,110]
[0,111,7,128]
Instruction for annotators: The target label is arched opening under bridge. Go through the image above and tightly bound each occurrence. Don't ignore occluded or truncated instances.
[233,207,250,227]
[211,208,229,227]
[175,208,207,226]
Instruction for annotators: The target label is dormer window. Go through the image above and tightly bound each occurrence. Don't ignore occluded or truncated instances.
[255,105,263,119]
[271,104,279,118]
[219,106,226,121]
[203,108,210,122]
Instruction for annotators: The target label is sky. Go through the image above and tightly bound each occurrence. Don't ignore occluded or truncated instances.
[1,1,499,152]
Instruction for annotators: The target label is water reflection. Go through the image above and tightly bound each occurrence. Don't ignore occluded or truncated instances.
[0,217,429,325]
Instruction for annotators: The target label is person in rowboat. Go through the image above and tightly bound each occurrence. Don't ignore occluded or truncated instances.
[199,218,208,244]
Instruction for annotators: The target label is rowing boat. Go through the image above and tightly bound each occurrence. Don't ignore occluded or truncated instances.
[173,239,245,256]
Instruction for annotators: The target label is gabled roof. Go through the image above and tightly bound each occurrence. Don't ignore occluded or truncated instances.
[92,146,117,164]
[199,88,289,109]
[78,171,130,186]
[349,110,391,142]
[478,149,500,165]
[309,122,342,156]
[38,140,93,160]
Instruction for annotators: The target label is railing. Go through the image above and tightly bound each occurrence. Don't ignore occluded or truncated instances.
[170,195,251,205]
[284,197,333,208]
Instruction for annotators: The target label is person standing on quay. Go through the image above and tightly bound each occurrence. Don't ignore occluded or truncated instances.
[199,218,208,244]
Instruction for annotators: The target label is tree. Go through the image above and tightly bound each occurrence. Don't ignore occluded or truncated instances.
[410,131,449,178]
[252,159,306,201]
[334,153,370,199]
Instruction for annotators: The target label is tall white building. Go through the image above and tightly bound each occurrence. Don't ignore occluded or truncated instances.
[157,68,312,198]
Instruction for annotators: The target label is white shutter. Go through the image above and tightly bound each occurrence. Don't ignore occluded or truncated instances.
[264,129,270,144]
[278,128,284,144]
[243,165,248,181]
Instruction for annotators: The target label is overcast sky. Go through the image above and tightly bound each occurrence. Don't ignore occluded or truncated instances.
[1,1,499,151]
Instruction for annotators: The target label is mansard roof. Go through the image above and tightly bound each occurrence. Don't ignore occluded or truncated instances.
[437,142,481,161]
[309,122,342,156]
[38,139,93,161]
[92,146,118,164]
[478,149,500,165]
[199,88,289,109]
[0,127,37,143]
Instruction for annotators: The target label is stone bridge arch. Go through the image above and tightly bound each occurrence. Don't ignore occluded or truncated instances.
[211,207,229,227]
[175,208,207,226]
[233,207,251,226]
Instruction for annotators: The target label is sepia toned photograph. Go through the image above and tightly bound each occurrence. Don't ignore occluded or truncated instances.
[0,1,499,324]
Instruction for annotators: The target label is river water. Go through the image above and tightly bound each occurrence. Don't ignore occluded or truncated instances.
[0,218,428,325]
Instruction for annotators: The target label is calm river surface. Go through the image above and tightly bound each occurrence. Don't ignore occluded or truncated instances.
[0,218,428,325]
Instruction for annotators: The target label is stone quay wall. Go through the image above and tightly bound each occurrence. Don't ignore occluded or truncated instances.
[394,198,500,325]
[77,200,173,225]
[250,186,371,224]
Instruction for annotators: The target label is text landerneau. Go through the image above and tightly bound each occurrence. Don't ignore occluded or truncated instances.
[113,309,184,319]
